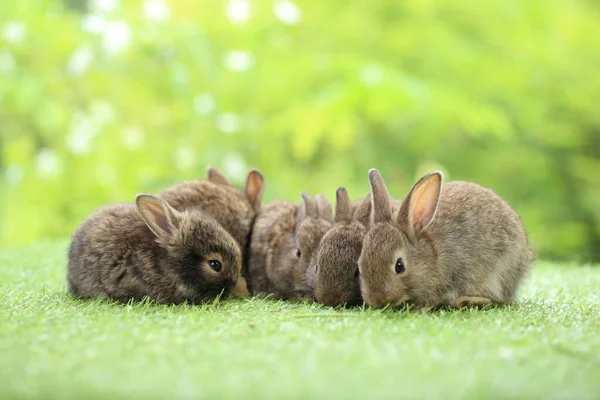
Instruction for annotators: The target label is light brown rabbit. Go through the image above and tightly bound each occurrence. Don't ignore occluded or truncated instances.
[248,192,332,300]
[68,194,241,304]
[159,167,264,296]
[358,169,534,309]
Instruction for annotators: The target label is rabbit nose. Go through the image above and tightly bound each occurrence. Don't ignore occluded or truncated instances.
[365,291,389,308]
[318,293,341,307]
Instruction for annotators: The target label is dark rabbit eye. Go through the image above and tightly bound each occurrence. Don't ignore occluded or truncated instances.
[395,258,405,274]
[208,260,222,272]
[295,248,301,258]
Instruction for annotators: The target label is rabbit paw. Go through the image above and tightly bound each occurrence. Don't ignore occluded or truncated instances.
[450,296,494,309]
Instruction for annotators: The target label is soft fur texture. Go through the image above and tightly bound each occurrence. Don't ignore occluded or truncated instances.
[68,194,241,304]
[248,193,332,300]
[358,169,534,309]
[158,168,263,295]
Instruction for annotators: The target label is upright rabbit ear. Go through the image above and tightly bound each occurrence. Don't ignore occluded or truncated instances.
[136,194,179,240]
[316,194,333,222]
[353,195,372,227]
[369,169,392,224]
[300,192,317,219]
[334,187,352,223]
[245,169,264,212]
[207,167,231,186]
[397,171,443,237]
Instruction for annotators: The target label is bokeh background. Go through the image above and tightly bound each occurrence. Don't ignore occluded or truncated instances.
[1,0,599,261]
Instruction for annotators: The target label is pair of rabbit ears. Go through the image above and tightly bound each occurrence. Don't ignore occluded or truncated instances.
[369,169,443,237]
[207,167,264,212]
[333,187,371,226]
[136,194,179,241]
[298,192,333,222]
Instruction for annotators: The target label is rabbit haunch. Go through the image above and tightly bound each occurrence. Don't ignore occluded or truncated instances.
[358,169,533,309]
[67,194,241,304]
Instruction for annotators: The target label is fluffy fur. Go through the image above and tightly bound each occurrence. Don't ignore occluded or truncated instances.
[67,194,241,304]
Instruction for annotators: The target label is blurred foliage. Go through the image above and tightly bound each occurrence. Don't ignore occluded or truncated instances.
[0,0,599,261]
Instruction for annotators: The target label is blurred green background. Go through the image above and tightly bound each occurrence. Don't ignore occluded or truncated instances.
[0,0,599,261]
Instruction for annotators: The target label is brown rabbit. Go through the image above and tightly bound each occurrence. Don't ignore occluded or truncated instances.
[248,192,332,300]
[67,194,241,304]
[358,169,533,309]
[159,167,264,296]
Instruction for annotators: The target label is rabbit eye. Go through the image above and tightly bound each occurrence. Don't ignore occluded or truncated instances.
[208,260,222,272]
[395,258,405,274]
[295,248,301,258]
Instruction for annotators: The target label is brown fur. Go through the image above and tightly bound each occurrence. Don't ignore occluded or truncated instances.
[248,193,332,300]
[67,194,241,304]
[359,169,533,309]
[158,168,264,294]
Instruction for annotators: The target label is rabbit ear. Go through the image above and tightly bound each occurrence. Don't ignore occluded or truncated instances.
[245,169,264,212]
[136,194,179,240]
[301,192,317,219]
[369,169,392,223]
[334,187,352,223]
[207,167,231,186]
[353,195,372,227]
[397,171,443,237]
[316,194,333,221]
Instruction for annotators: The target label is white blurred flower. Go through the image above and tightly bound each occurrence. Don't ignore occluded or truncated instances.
[102,21,131,54]
[5,164,24,185]
[121,126,145,150]
[2,21,26,43]
[223,153,247,181]
[0,51,15,72]
[36,149,62,178]
[227,0,250,24]
[216,113,240,134]
[96,164,117,186]
[67,47,94,76]
[67,112,99,155]
[273,0,301,25]
[193,93,215,115]
[143,0,171,21]
[223,50,254,72]
[82,14,107,34]
[174,147,196,170]
[90,0,119,13]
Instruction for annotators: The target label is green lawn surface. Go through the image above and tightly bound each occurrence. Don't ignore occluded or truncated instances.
[1,240,599,399]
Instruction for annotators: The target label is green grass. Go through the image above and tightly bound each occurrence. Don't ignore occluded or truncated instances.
[1,241,599,400]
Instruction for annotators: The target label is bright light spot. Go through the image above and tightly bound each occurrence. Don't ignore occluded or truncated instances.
[360,65,383,87]
[2,21,26,44]
[227,0,250,24]
[82,14,107,34]
[67,113,99,155]
[121,126,145,150]
[102,21,131,54]
[90,101,115,124]
[223,153,247,181]
[273,0,301,25]
[5,164,24,185]
[143,0,171,21]
[223,50,254,72]
[67,47,94,76]
[96,164,117,186]
[193,93,215,115]
[216,113,241,134]
[0,51,15,72]
[174,147,196,170]
[36,149,62,178]
[90,0,119,13]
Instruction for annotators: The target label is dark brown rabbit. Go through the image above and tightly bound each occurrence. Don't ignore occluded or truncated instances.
[159,167,263,295]
[248,193,332,300]
[67,194,241,304]
[358,169,534,310]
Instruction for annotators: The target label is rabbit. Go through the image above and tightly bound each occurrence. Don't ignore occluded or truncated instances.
[248,192,332,300]
[159,167,264,296]
[67,194,242,304]
[358,169,534,310]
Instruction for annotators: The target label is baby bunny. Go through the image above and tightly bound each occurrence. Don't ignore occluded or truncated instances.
[248,192,332,300]
[311,187,371,307]
[358,169,533,309]
[67,194,241,304]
